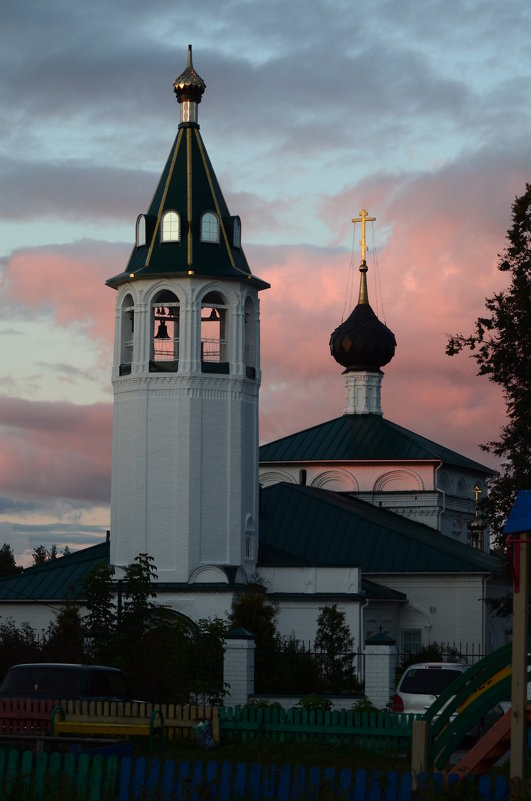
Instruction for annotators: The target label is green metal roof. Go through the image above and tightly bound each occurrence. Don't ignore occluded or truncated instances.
[0,542,109,602]
[107,124,268,291]
[258,483,503,574]
[259,413,491,473]
[361,579,407,602]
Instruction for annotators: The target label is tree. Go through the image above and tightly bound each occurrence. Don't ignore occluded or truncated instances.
[0,544,23,577]
[0,619,41,678]
[44,605,86,663]
[314,604,355,691]
[32,544,59,565]
[447,184,531,561]
[32,545,49,566]
[81,562,117,662]
[230,585,279,694]
[230,585,278,651]
[120,553,158,640]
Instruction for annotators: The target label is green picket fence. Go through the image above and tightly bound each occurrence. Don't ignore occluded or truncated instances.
[220,706,414,750]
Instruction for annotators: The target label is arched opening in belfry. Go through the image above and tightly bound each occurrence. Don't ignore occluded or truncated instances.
[119,293,135,375]
[150,289,180,371]
[244,296,257,378]
[201,291,228,372]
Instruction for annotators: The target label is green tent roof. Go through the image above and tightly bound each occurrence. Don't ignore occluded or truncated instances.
[259,413,491,473]
[107,125,268,291]
[0,542,109,602]
[258,482,502,574]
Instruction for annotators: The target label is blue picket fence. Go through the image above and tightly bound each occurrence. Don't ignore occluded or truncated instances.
[0,748,513,800]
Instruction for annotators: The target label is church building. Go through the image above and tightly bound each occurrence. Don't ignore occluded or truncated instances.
[0,48,510,661]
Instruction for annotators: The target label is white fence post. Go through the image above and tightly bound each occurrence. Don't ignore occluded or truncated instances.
[363,631,397,709]
[223,626,255,707]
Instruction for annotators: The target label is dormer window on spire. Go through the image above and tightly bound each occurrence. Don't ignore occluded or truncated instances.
[233,217,241,249]
[161,211,181,243]
[201,212,219,244]
[136,215,146,247]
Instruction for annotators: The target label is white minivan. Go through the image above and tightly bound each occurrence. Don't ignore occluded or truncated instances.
[391,662,469,715]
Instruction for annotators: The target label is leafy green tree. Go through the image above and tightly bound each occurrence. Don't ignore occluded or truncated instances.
[230,585,279,694]
[230,585,278,650]
[32,544,60,565]
[447,183,531,563]
[192,617,228,703]
[120,553,158,640]
[81,562,117,663]
[32,545,49,565]
[0,619,41,677]
[314,604,355,691]
[44,605,86,663]
[0,544,23,577]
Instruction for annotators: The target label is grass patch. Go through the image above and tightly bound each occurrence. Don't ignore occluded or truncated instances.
[156,736,410,773]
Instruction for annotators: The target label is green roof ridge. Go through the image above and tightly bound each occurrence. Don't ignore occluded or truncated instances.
[259,413,491,473]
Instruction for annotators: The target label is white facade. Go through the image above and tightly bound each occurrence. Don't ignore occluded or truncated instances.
[258,565,363,645]
[110,275,261,584]
[365,573,510,657]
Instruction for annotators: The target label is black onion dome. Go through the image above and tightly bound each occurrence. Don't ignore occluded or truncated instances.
[330,303,396,371]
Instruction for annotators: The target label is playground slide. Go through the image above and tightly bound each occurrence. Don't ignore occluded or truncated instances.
[446,706,531,778]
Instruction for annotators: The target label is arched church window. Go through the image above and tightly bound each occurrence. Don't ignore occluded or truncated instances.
[150,289,180,372]
[161,211,181,243]
[201,291,228,372]
[201,212,219,243]
[120,294,134,374]
[136,215,146,247]
[244,296,256,378]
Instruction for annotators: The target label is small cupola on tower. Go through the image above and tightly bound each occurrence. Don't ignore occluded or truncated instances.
[173,44,206,127]
[329,210,396,415]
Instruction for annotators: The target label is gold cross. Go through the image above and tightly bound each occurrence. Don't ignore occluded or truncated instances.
[352,209,376,262]
[474,485,482,504]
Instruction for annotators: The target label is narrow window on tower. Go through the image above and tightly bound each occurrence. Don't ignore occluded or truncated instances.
[161,210,181,243]
[200,212,219,243]
[119,294,134,375]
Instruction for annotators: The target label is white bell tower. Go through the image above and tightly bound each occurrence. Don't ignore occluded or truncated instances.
[107,47,269,585]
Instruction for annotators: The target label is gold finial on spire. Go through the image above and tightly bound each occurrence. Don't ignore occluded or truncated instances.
[352,209,375,305]
[474,485,482,504]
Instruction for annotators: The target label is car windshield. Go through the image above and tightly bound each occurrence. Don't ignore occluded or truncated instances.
[400,668,463,695]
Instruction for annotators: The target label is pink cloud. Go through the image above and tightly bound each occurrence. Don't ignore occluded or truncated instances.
[3,242,122,345]
[0,397,112,503]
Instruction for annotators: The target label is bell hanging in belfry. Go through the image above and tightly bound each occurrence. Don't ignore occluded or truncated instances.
[155,320,169,339]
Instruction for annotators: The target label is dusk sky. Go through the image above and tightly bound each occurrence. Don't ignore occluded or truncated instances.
[1,0,529,564]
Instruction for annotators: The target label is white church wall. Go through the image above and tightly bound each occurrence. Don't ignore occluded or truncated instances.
[258,566,361,596]
[368,574,501,655]
[155,590,236,625]
[0,603,88,643]
[273,599,363,649]
[257,566,363,646]
[364,602,402,642]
